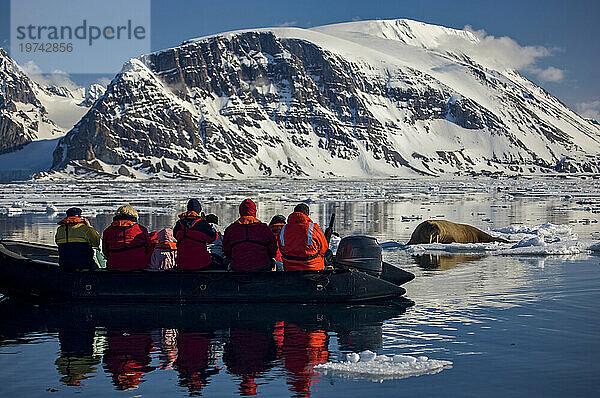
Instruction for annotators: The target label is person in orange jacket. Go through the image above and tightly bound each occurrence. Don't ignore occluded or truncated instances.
[279,204,328,271]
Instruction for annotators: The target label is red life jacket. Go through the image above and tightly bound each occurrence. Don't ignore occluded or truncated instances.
[174,211,217,270]
[222,216,277,271]
[102,220,150,271]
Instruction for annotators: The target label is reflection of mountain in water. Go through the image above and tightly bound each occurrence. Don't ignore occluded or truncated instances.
[0,301,408,396]
[2,177,599,252]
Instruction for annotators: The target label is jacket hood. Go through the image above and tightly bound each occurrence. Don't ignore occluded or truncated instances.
[58,216,85,225]
[236,215,261,225]
[287,212,312,224]
[178,210,201,219]
[156,228,175,243]
[113,214,138,223]
[111,219,137,227]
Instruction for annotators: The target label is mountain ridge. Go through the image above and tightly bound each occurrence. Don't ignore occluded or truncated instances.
[4,19,600,180]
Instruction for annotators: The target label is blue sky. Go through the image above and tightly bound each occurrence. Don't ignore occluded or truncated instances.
[1,0,598,117]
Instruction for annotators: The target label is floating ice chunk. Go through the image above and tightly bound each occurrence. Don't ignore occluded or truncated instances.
[512,235,546,248]
[316,351,452,381]
[346,353,360,363]
[392,354,416,364]
[45,205,58,214]
[359,350,377,362]
[380,240,407,249]
[494,222,573,237]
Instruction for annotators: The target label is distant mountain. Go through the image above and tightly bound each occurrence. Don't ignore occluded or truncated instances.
[0,49,93,179]
[0,48,47,155]
[27,20,600,178]
[80,84,107,107]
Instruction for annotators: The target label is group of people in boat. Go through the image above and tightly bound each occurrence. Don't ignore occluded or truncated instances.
[54,199,331,272]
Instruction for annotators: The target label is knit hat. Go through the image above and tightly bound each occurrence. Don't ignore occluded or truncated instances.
[66,207,82,217]
[115,204,138,220]
[187,199,202,213]
[269,215,286,226]
[293,203,309,216]
[239,199,257,217]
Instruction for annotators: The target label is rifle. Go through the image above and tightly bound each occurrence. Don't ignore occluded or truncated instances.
[325,213,335,243]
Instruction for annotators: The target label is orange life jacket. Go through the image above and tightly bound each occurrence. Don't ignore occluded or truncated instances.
[279,212,328,271]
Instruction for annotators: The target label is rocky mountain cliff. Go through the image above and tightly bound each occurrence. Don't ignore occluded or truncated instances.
[0,48,47,154]
[44,20,600,177]
[0,49,95,179]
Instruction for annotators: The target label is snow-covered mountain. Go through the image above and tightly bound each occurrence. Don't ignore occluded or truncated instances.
[32,20,600,178]
[0,49,92,179]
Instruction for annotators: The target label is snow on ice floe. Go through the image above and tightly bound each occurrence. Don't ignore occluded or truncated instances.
[315,350,452,381]
[389,222,600,256]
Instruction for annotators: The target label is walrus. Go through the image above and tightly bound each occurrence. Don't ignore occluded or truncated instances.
[407,220,509,245]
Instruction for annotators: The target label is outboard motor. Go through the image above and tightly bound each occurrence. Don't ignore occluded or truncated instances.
[334,236,382,277]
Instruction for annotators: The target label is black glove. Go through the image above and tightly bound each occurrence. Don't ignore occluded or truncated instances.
[205,214,218,224]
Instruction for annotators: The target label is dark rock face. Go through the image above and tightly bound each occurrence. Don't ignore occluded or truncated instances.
[0,48,42,154]
[51,32,600,176]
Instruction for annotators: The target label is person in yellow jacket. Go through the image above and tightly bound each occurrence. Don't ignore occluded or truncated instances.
[55,207,100,271]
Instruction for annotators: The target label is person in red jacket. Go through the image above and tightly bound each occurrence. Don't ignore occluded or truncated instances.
[102,205,151,271]
[269,215,286,270]
[173,199,218,270]
[279,204,328,271]
[223,199,277,271]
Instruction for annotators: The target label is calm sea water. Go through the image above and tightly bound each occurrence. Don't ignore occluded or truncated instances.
[0,178,599,397]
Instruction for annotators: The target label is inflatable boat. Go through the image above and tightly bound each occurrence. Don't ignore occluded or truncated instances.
[0,236,414,303]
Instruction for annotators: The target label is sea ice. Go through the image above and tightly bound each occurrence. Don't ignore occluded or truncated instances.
[399,221,599,257]
[316,350,452,381]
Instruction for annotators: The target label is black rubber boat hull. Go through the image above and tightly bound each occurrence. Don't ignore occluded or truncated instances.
[0,241,408,303]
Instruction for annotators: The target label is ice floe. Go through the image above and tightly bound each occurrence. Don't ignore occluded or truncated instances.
[394,222,600,256]
[315,350,452,381]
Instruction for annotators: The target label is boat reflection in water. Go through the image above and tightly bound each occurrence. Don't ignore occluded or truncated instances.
[0,300,410,396]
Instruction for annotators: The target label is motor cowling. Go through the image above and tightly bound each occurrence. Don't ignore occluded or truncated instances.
[334,236,382,277]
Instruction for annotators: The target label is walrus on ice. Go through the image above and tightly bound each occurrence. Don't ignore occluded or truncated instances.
[407,220,509,245]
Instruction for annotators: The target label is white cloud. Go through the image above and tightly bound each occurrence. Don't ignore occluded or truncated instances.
[576,100,600,121]
[437,26,564,82]
[21,60,81,90]
[529,66,565,82]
